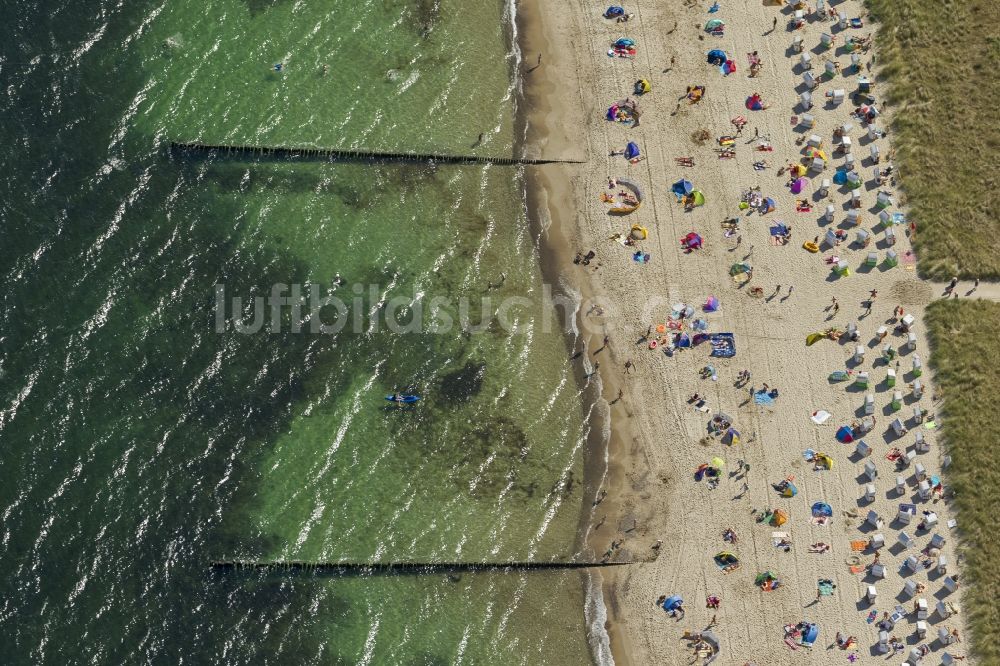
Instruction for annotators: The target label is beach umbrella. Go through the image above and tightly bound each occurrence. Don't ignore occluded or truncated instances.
[672,178,693,197]
[625,142,641,159]
[745,94,764,110]
[710,457,725,470]
[690,190,706,207]
[805,147,827,161]
[604,6,625,18]
[705,19,724,30]
[791,177,809,194]
[707,49,727,65]
[614,38,635,48]
[801,624,819,646]
[811,502,833,517]
[832,170,848,185]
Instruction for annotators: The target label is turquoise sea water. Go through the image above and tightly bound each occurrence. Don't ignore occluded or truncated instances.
[0,1,596,663]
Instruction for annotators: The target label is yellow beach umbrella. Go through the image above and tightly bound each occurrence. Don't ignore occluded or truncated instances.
[710,457,725,470]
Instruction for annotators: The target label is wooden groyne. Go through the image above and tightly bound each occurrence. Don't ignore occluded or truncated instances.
[169,142,585,166]
[211,560,633,576]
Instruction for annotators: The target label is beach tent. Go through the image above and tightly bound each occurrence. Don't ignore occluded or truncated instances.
[729,262,752,285]
[704,296,720,312]
[811,501,833,518]
[710,457,725,471]
[835,425,854,443]
[760,197,775,214]
[604,6,625,18]
[714,551,739,568]
[613,38,635,48]
[624,142,641,159]
[630,225,648,240]
[681,232,703,251]
[676,332,691,348]
[672,178,694,198]
[778,480,797,497]
[745,94,765,110]
[634,79,651,94]
[814,453,834,469]
[723,427,740,446]
[662,595,684,611]
[705,18,724,31]
[707,49,727,66]
[688,190,706,207]
[770,509,788,527]
[800,623,819,647]
[755,571,781,591]
[609,178,643,215]
[791,177,809,194]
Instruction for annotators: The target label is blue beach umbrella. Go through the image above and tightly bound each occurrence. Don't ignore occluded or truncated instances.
[625,142,641,159]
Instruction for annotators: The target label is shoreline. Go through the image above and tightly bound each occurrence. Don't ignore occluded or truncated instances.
[516,0,973,664]
[512,0,638,663]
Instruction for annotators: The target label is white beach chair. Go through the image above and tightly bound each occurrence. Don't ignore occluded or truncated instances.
[937,556,948,575]
[914,462,927,481]
[903,579,918,598]
[864,461,878,482]
[800,52,812,70]
[943,575,959,593]
[899,532,914,550]
[871,533,885,550]
[916,621,928,638]
[896,475,906,495]
[870,144,880,164]
[866,509,882,528]
[897,507,912,524]
[916,597,929,619]
[918,480,931,500]
[930,533,946,549]
[936,600,951,620]
[866,585,878,603]
[864,483,876,502]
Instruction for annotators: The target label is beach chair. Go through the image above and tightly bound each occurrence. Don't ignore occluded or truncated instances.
[864,394,875,415]
[930,533,946,549]
[800,52,812,70]
[838,12,848,29]
[918,479,931,499]
[912,379,923,399]
[799,112,815,128]
[810,156,826,172]
[886,368,896,387]
[871,166,881,184]
[901,314,916,331]
[871,562,886,578]
[857,437,872,455]
[916,621,928,638]
[870,144,880,164]
[914,431,929,453]
[851,53,861,71]
[943,653,958,665]
[899,531,914,549]
[866,585,877,603]
[923,511,938,529]
[846,210,860,227]
[841,136,852,153]
[802,71,817,89]
[824,205,836,223]
[800,91,813,111]
[911,355,922,377]
[807,134,822,148]
[885,249,898,267]
[868,124,882,140]
[890,390,902,411]
[864,483,876,502]
[819,178,831,195]
[853,345,865,363]
[865,251,877,267]
[903,579,918,598]
[836,260,850,277]
[904,449,916,467]
[864,461,878,481]
[939,627,954,644]
[915,462,927,481]
[820,33,833,49]
[844,153,855,171]
[847,173,862,191]
[911,404,923,424]
[878,209,891,226]
[856,228,869,246]
[824,60,837,78]
[943,576,958,594]
[896,507,912,524]
[792,35,804,53]
[877,631,889,654]
[870,532,885,549]
[936,600,951,620]
[877,191,893,208]
[906,330,916,349]
[938,556,949,575]
[831,88,845,105]
[896,476,906,495]
[866,511,882,530]
[917,598,929,619]
[891,418,907,436]
[884,224,896,245]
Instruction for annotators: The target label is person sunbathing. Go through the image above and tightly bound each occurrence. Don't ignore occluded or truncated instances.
[808,542,830,553]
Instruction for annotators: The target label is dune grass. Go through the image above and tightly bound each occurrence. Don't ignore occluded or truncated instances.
[867,0,1000,279]
[925,300,1000,661]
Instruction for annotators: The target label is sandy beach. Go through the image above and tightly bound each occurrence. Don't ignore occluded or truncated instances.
[521,0,972,663]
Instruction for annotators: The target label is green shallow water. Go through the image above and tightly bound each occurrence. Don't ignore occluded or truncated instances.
[0,0,597,664]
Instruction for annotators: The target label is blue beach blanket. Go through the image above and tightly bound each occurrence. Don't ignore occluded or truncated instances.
[708,333,736,357]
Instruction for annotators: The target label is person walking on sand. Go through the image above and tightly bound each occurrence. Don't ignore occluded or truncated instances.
[772,16,778,31]
[972,278,980,293]
[624,359,634,373]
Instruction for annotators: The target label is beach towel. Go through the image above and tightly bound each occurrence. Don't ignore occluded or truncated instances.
[708,333,736,358]
[753,391,775,406]
[850,540,867,551]
[818,579,836,595]
[866,610,878,623]
[886,448,902,461]
[811,410,832,425]
[769,223,789,237]
[811,516,830,526]
[849,565,865,574]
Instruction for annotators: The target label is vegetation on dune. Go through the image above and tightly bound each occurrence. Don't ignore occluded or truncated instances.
[925,300,1000,662]
[868,0,1000,279]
